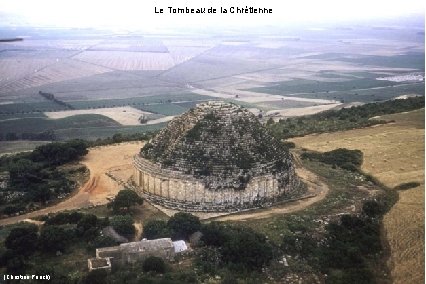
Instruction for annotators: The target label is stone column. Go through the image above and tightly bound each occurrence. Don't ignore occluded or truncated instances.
[264,178,267,198]
[192,182,196,203]
[146,174,151,193]
[264,177,268,199]
[202,184,206,205]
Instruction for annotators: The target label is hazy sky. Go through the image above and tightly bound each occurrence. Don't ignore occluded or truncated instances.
[0,0,424,29]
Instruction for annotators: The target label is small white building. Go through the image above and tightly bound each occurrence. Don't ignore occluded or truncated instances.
[173,240,188,253]
[89,237,189,271]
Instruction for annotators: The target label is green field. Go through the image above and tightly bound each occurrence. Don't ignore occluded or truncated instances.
[67,92,212,110]
[0,112,47,120]
[54,123,166,140]
[0,114,119,135]
[137,103,189,116]
[302,53,425,70]
[0,101,68,114]
[0,92,214,141]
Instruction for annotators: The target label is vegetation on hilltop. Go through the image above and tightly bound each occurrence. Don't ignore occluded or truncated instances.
[267,96,425,139]
[0,213,110,277]
[90,131,156,146]
[0,140,88,215]
[301,148,363,172]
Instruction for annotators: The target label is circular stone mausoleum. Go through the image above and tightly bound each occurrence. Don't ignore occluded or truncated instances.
[133,101,303,212]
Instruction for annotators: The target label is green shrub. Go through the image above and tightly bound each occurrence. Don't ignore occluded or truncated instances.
[3,205,25,215]
[107,189,143,213]
[282,141,296,149]
[167,212,201,240]
[82,269,108,284]
[45,212,84,225]
[194,247,222,274]
[39,226,69,253]
[111,215,135,236]
[362,200,384,218]
[5,224,38,256]
[30,140,88,166]
[77,214,99,233]
[200,222,229,247]
[143,220,171,239]
[301,148,363,171]
[221,227,273,271]
[142,256,166,273]
[394,181,421,190]
[87,235,118,251]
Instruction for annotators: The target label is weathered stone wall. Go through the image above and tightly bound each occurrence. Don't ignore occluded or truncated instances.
[133,155,301,212]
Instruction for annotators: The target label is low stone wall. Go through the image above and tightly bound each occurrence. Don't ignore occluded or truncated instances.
[133,155,301,212]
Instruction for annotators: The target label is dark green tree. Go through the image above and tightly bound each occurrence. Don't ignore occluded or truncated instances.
[87,235,117,251]
[362,200,383,218]
[5,224,38,256]
[30,140,88,166]
[77,214,98,231]
[200,222,229,247]
[111,215,135,236]
[82,269,108,284]
[77,214,100,240]
[142,256,166,273]
[167,212,201,240]
[107,189,143,213]
[39,226,69,253]
[142,220,171,239]
[221,227,273,270]
[6,255,26,274]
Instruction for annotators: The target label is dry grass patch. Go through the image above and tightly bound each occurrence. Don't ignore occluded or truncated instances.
[45,106,152,126]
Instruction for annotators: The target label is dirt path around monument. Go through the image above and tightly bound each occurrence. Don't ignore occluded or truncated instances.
[0,141,328,225]
[0,142,144,226]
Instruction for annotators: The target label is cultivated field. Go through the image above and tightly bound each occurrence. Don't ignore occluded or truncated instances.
[0,26,424,142]
[0,57,111,94]
[45,106,153,126]
[73,51,175,71]
[290,109,425,284]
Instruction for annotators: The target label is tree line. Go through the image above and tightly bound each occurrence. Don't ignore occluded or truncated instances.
[267,96,425,139]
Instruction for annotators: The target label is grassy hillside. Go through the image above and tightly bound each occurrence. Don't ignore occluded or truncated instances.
[290,108,425,284]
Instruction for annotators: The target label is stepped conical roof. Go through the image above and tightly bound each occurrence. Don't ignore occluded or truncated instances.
[140,101,294,190]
